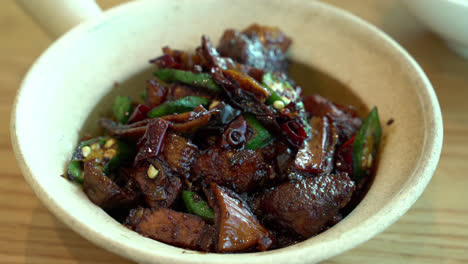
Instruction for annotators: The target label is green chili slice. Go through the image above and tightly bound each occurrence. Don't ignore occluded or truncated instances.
[112,95,133,124]
[262,72,288,105]
[154,68,221,92]
[147,96,210,118]
[352,107,382,183]
[67,160,84,184]
[262,72,299,106]
[66,137,135,184]
[182,190,214,221]
[244,114,274,150]
[102,140,136,175]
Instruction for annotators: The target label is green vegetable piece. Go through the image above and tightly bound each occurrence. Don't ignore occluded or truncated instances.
[265,89,284,105]
[67,160,84,184]
[70,136,108,161]
[66,136,130,184]
[147,96,210,118]
[244,114,275,150]
[102,140,136,175]
[262,72,288,105]
[154,68,221,92]
[262,72,297,105]
[182,190,214,221]
[352,107,382,183]
[140,90,147,101]
[67,136,108,184]
[112,95,133,124]
[262,72,311,137]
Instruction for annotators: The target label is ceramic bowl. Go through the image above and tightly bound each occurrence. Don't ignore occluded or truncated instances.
[404,0,468,59]
[11,0,443,263]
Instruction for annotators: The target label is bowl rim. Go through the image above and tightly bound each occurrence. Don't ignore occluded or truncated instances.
[11,0,443,263]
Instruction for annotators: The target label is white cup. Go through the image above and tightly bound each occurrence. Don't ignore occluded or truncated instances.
[17,0,102,39]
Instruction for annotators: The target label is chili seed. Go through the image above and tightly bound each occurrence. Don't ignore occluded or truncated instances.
[81,146,91,158]
[147,164,159,179]
[91,143,100,150]
[103,149,117,159]
[209,100,221,110]
[273,100,285,110]
[104,138,116,148]
[367,154,373,168]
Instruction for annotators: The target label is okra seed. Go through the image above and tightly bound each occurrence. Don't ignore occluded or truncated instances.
[361,156,367,168]
[103,149,117,159]
[104,138,116,148]
[91,143,100,150]
[81,146,91,157]
[273,100,285,110]
[209,100,221,110]
[147,165,159,179]
[367,154,373,168]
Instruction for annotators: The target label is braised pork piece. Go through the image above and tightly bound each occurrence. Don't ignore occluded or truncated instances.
[65,24,382,253]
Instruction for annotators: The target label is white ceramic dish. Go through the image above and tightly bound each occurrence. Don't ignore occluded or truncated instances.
[404,0,468,59]
[11,0,443,263]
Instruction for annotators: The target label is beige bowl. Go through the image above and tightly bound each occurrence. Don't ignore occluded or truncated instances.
[11,0,443,263]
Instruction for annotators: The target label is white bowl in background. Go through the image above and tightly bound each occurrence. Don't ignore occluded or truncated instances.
[404,0,468,59]
[11,0,443,263]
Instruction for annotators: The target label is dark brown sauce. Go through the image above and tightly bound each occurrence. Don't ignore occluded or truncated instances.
[289,61,368,115]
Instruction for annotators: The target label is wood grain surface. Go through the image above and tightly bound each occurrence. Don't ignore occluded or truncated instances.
[1,0,467,263]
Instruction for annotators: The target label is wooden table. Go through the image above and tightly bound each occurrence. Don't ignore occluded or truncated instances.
[1,0,467,263]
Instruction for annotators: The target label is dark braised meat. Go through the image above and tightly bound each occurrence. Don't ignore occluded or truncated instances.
[135,119,170,163]
[125,207,215,252]
[205,183,273,252]
[161,133,199,179]
[66,24,381,254]
[252,173,355,237]
[217,24,292,73]
[82,161,137,210]
[293,116,338,175]
[212,67,275,117]
[260,141,294,181]
[303,94,362,143]
[129,162,182,209]
[193,147,275,193]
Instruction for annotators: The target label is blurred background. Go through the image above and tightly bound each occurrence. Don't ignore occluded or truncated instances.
[1,0,467,263]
